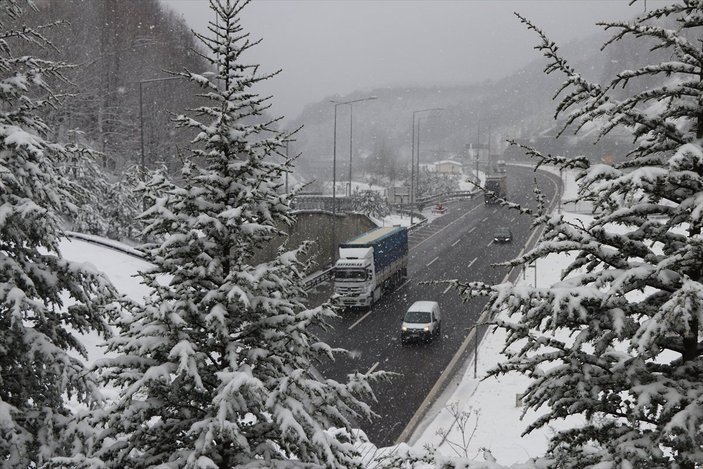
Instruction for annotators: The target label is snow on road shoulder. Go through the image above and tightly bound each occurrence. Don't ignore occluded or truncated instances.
[59,237,152,367]
[410,211,593,464]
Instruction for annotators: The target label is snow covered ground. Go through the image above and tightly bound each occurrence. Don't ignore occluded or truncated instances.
[407,168,586,463]
[58,166,577,466]
[409,214,589,463]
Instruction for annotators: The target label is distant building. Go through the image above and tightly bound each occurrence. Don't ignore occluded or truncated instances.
[433,160,463,175]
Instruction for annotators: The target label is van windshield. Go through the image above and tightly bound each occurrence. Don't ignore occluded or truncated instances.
[335,269,367,281]
[404,310,431,324]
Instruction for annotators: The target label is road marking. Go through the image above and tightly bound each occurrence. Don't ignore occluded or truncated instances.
[451,238,461,247]
[427,256,439,266]
[481,217,488,222]
[346,279,411,331]
[510,216,516,222]
[487,240,494,247]
[397,166,564,446]
[348,310,374,331]
[468,257,477,269]
[367,361,380,374]
[413,203,483,250]
[442,284,453,294]
[468,227,476,234]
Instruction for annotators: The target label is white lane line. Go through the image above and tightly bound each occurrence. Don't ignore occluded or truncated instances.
[413,203,483,250]
[367,361,380,374]
[348,310,374,331]
[468,257,477,269]
[510,216,516,222]
[442,284,453,294]
[427,256,439,266]
[481,217,489,222]
[397,167,564,446]
[487,240,494,247]
[347,279,412,331]
[468,227,476,234]
[451,238,461,247]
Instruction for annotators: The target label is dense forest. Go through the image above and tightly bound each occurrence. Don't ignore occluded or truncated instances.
[23,0,208,174]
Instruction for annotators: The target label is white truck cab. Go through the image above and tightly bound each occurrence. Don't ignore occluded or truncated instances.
[401,301,441,343]
[334,247,376,306]
[334,226,408,308]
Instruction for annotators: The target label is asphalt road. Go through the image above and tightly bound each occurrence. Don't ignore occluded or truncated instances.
[312,166,562,446]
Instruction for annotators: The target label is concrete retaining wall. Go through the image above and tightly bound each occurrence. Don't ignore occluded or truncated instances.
[251,211,378,272]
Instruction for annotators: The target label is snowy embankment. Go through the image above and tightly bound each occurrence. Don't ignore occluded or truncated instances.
[410,217,589,462]
[405,167,678,464]
[406,168,584,462]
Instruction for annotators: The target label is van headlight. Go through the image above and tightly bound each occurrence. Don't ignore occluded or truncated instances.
[423,326,430,332]
[402,326,408,331]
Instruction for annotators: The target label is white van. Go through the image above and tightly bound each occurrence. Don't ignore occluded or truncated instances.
[401,301,441,343]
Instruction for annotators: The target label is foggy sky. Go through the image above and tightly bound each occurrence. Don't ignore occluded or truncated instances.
[163,0,651,121]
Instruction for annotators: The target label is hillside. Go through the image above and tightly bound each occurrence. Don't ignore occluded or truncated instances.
[287,26,657,185]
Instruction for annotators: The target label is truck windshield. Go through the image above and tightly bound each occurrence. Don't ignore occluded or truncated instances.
[335,269,367,281]
[404,311,431,324]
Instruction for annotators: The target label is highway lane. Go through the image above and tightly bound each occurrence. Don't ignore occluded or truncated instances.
[315,166,561,446]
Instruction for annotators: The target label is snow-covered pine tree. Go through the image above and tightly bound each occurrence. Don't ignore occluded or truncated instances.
[0,1,117,466]
[454,2,703,467]
[66,152,143,240]
[94,1,382,467]
[417,169,459,199]
[352,189,390,219]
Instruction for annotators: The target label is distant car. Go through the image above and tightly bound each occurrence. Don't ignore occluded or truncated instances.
[401,301,441,344]
[494,227,513,243]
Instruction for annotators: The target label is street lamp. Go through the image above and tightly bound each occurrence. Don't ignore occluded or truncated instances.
[330,95,377,258]
[330,96,377,197]
[410,107,444,225]
[139,76,181,176]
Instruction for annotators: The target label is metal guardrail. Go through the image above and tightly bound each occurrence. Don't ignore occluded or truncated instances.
[416,190,475,206]
[291,190,476,214]
[303,267,335,291]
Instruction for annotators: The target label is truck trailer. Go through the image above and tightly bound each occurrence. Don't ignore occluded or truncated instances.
[334,226,408,308]
[484,174,507,204]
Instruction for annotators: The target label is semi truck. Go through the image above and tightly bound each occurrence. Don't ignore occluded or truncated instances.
[334,226,408,308]
[484,174,507,204]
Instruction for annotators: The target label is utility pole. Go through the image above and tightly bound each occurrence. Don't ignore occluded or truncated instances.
[285,140,289,194]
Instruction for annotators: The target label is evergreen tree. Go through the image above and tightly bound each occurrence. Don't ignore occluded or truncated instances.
[94,1,381,467]
[0,1,117,466]
[417,169,459,199]
[66,153,142,240]
[352,190,390,220]
[457,2,703,467]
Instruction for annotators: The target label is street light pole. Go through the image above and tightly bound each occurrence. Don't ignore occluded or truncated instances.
[285,140,289,194]
[139,82,145,176]
[348,104,353,196]
[332,103,339,261]
[330,95,377,260]
[410,107,444,225]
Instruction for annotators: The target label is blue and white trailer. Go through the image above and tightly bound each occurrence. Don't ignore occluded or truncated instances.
[334,226,408,307]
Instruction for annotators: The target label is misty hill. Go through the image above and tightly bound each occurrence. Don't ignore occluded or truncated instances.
[287,26,656,185]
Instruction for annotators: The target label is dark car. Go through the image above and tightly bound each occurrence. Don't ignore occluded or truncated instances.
[494,227,513,243]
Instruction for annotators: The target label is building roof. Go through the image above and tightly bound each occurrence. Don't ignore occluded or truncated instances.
[435,160,462,166]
